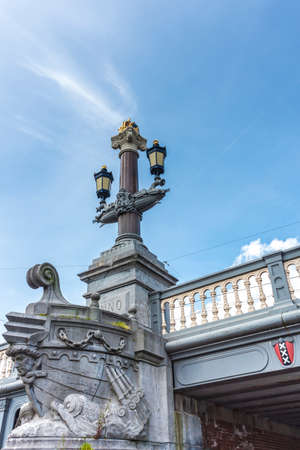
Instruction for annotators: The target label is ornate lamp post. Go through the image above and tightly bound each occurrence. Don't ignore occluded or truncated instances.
[93,119,169,243]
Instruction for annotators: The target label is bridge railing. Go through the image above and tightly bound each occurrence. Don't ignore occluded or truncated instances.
[150,246,300,334]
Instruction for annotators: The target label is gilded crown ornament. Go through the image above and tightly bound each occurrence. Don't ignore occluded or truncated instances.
[118,118,140,135]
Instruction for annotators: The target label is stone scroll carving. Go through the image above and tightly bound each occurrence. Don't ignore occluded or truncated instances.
[26,262,69,304]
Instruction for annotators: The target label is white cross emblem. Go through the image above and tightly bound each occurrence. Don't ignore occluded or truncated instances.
[278,341,292,365]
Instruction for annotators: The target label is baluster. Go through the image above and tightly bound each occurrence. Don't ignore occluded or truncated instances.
[211,289,219,321]
[161,301,167,335]
[285,264,295,300]
[292,260,300,298]
[6,358,13,377]
[294,260,300,281]
[256,273,267,308]
[232,281,242,315]
[245,278,255,312]
[189,292,197,327]
[1,353,7,378]
[169,298,176,332]
[200,292,208,324]
[0,353,3,379]
[179,297,186,330]
[221,286,230,318]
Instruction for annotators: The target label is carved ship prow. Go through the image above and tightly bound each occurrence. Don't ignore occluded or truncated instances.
[4,311,131,416]
[3,263,151,440]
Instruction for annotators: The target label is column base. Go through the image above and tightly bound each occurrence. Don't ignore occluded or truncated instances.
[115,233,143,243]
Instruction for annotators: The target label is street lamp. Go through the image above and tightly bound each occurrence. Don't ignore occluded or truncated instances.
[146,140,167,187]
[93,122,169,239]
[94,165,113,209]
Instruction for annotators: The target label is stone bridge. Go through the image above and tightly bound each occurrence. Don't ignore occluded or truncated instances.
[2,245,300,448]
[150,245,300,429]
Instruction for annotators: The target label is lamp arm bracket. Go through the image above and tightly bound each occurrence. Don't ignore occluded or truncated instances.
[93,185,169,227]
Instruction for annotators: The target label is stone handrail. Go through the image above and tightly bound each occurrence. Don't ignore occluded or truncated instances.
[0,349,14,379]
[156,248,300,334]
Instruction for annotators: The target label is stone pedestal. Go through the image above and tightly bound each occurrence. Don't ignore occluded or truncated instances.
[3,245,179,449]
[79,239,177,328]
[77,240,178,448]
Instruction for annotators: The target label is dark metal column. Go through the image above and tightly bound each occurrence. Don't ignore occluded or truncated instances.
[111,122,147,242]
[118,149,141,239]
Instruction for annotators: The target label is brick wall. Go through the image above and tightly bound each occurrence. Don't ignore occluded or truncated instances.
[201,417,300,450]
[174,394,300,450]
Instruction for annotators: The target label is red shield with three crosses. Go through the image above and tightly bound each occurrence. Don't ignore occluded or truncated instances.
[274,338,294,366]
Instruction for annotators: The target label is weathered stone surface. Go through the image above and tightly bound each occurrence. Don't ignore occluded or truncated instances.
[2,260,179,449]
[79,239,177,330]
[3,437,177,449]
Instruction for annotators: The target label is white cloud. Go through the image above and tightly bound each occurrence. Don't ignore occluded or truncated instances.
[234,237,300,265]
[24,62,124,126]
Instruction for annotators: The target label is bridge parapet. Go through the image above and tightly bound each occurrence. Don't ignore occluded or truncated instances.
[151,246,300,334]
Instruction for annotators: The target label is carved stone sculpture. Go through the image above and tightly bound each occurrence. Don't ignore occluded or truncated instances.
[4,263,150,443]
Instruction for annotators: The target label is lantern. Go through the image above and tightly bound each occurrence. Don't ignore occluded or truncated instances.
[94,165,114,201]
[146,140,167,176]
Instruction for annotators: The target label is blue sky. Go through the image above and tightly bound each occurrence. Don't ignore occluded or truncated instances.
[1,0,300,331]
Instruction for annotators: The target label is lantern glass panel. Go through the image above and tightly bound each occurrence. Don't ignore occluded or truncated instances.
[96,177,102,191]
[102,177,110,191]
[96,177,111,192]
[149,152,157,167]
[156,152,164,166]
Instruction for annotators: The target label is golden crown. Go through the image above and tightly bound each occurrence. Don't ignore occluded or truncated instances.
[118,118,140,134]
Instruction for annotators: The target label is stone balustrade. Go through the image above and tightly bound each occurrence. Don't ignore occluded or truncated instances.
[157,250,300,335]
[284,258,300,300]
[0,350,14,380]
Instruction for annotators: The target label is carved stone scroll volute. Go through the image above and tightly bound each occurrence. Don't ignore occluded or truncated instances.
[26,262,69,305]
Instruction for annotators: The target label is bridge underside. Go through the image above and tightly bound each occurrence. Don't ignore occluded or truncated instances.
[175,367,300,427]
[166,299,300,428]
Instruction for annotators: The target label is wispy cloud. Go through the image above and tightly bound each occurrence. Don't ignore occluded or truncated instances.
[24,62,124,126]
[104,63,137,112]
[233,237,299,265]
[15,115,53,144]
[18,125,52,144]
